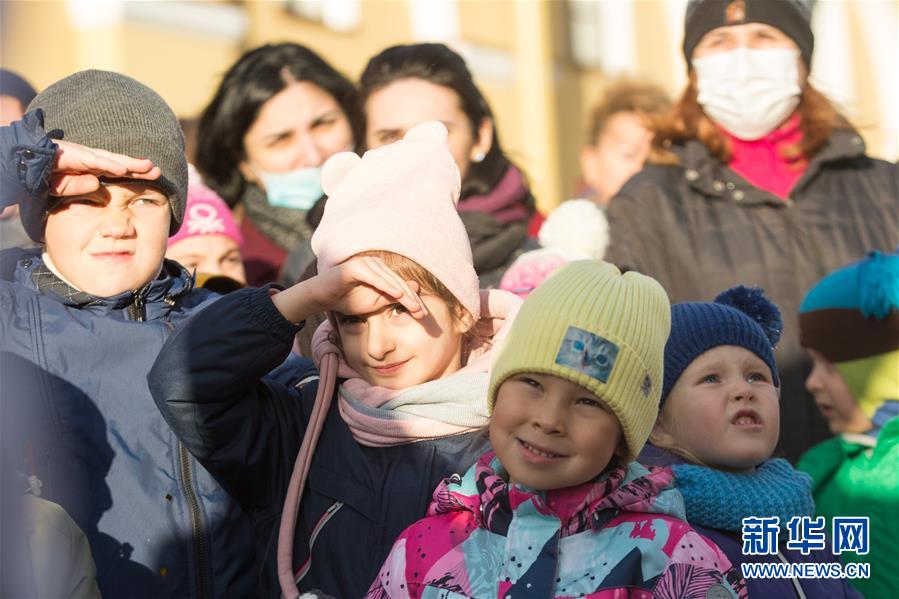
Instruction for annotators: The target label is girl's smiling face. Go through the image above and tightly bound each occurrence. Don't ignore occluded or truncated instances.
[335,288,466,390]
[489,373,623,491]
[653,345,780,473]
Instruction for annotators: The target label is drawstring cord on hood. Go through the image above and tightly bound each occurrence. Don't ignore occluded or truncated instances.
[277,350,338,599]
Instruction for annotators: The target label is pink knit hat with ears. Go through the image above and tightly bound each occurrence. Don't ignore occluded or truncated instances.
[168,165,243,247]
[311,121,481,320]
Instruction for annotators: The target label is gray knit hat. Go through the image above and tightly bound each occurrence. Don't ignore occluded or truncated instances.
[26,69,187,238]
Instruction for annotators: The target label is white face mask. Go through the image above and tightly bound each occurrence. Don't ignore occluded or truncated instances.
[693,47,802,141]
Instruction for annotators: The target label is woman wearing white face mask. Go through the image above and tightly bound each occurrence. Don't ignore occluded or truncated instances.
[196,44,357,286]
[605,0,898,464]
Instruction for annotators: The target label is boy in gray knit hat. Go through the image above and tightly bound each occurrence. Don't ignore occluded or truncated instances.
[0,70,257,598]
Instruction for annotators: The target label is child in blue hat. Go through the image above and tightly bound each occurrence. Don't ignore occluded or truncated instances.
[641,286,862,598]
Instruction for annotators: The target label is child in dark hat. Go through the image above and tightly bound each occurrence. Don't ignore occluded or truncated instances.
[0,70,257,598]
[641,286,863,598]
[797,251,899,598]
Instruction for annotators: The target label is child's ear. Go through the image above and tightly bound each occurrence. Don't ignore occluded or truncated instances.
[648,419,674,448]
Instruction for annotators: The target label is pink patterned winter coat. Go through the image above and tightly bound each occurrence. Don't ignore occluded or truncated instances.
[366,452,746,599]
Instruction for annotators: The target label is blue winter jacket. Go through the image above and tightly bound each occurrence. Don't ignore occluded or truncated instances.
[0,119,259,598]
[148,286,492,599]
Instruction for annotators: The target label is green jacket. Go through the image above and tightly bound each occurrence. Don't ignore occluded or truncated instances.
[797,417,899,598]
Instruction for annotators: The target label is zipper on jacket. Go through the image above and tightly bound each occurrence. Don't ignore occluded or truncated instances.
[126,285,149,321]
[179,442,211,599]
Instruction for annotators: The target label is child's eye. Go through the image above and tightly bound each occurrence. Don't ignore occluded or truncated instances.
[132,197,166,208]
[699,374,720,384]
[518,377,543,391]
[748,372,770,383]
[338,314,364,325]
[389,304,410,317]
[62,197,103,208]
[577,397,605,410]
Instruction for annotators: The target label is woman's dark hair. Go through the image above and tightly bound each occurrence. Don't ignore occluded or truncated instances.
[196,43,358,206]
[358,43,512,200]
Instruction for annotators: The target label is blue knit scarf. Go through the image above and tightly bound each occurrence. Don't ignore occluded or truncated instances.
[671,458,815,531]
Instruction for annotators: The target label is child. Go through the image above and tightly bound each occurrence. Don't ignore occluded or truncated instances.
[796,251,899,598]
[366,260,745,599]
[0,70,257,598]
[165,165,246,288]
[149,122,522,599]
[643,286,862,598]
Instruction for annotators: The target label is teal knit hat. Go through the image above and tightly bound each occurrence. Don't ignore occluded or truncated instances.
[799,251,899,363]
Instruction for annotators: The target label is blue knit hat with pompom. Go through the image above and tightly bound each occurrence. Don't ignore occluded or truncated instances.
[662,286,783,403]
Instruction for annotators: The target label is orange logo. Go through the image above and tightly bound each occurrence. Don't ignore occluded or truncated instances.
[726,0,746,24]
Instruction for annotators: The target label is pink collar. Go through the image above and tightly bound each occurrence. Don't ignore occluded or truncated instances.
[725,113,806,199]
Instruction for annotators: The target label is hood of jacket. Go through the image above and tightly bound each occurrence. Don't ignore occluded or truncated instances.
[428,451,685,538]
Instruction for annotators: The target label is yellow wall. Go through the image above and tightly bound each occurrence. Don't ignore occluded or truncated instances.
[2,0,895,214]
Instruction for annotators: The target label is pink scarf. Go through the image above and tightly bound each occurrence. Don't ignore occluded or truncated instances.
[457,166,532,224]
[278,289,521,598]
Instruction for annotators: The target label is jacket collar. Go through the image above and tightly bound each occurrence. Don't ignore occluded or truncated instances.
[673,128,867,207]
[429,452,684,538]
[11,250,195,319]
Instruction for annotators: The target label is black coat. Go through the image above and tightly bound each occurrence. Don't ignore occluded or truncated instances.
[606,130,899,462]
[148,287,491,598]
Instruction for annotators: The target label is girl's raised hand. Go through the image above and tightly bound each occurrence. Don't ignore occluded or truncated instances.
[49,139,162,196]
[272,256,428,324]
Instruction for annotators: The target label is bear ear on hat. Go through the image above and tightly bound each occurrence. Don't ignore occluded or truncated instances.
[403,121,449,145]
[321,151,361,197]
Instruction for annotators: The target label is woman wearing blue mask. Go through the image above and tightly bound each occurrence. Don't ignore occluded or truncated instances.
[196,43,357,286]
[604,0,898,464]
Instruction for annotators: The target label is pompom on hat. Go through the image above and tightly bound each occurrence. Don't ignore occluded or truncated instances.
[311,121,480,320]
[499,199,609,298]
[663,286,783,403]
[489,260,671,461]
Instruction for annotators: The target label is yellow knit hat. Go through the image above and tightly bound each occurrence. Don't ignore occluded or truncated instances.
[488,260,671,461]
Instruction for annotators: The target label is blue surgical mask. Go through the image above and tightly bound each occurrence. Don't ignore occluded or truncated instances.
[257,166,323,211]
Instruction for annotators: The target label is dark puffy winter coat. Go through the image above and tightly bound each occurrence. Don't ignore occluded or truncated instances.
[149,286,491,598]
[606,131,898,461]
[0,119,259,598]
